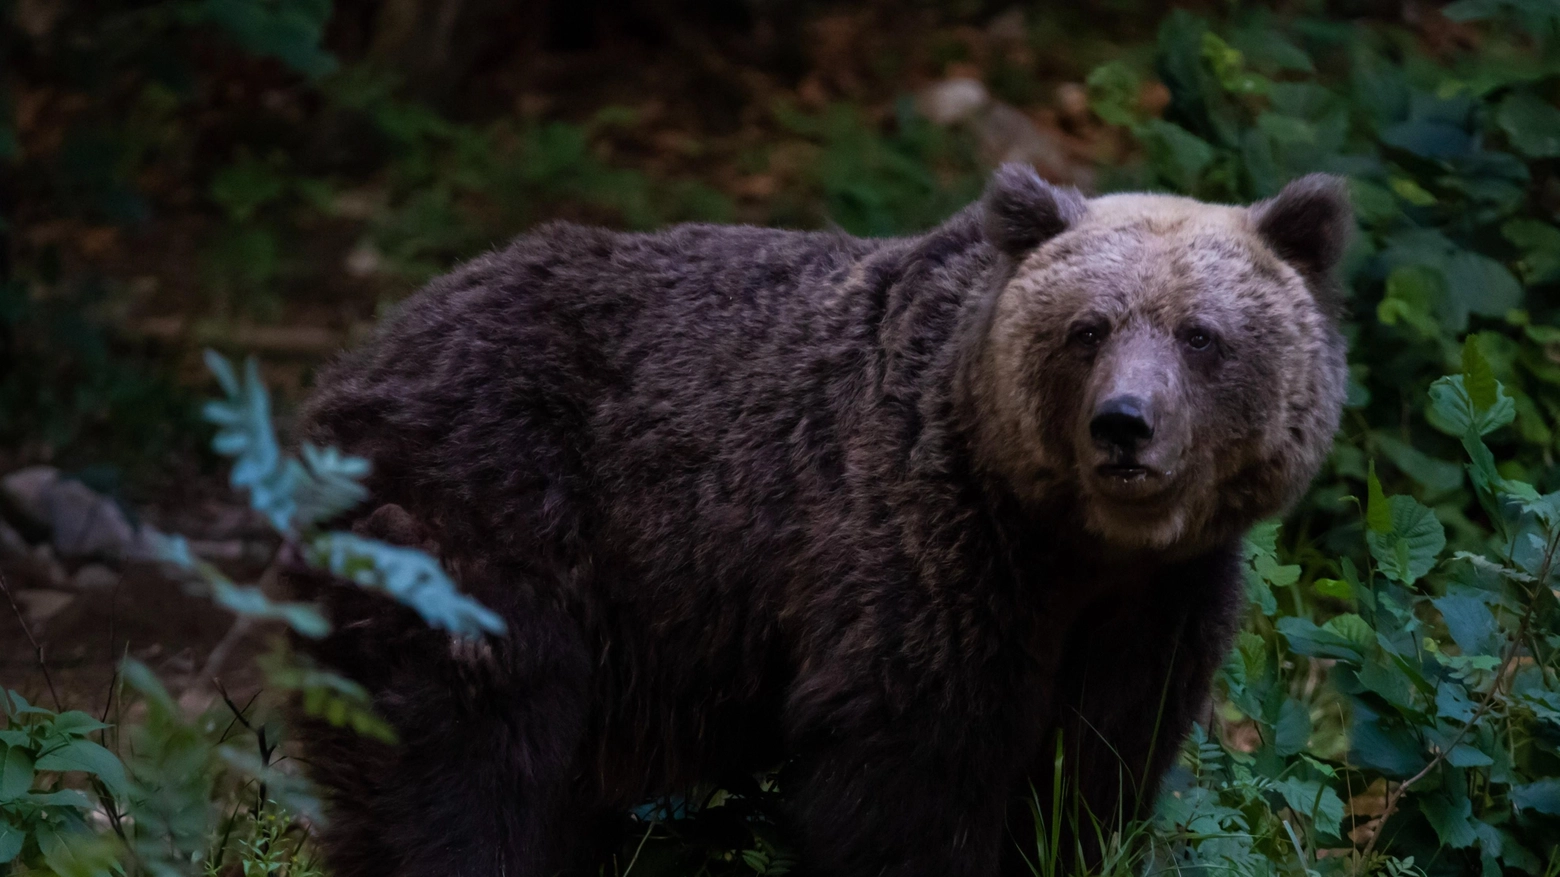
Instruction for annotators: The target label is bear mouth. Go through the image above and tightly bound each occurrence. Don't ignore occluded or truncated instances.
[1090,462,1174,502]
[1096,463,1150,480]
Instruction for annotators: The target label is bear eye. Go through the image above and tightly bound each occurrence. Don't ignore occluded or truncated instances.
[1185,328,1214,351]
[1069,324,1107,348]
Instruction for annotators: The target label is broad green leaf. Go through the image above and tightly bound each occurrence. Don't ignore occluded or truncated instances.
[1443,252,1523,319]
[1427,375,1515,438]
[1273,698,1312,756]
[1510,778,1560,814]
[1314,577,1353,599]
[1374,434,1464,496]
[1367,461,1393,533]
[0,814,20,863]
[35,820,117,877]
[1277,616,1371,662]
[1421,794,1479,848]
[1350,707,1427,776]
[309,532,507,637]
[36,738,129,800]
[1433,595,1500,655]
[210,579,330,639]
[47,711,110,738]
[1503,219,1560,284]
[1359,659,1421,712]
[25,788,92,808]
[1497,92,1560,157]
[1436,683,1478,722]
[1377,265,1446,337]
[1366,494,1446,584]
[1274,777,1345,836]
[1140,120,1215,190]
[1462,335,1499,412]
[0,744,33,801]
[1445,743,1493,767]
[1086,61,1143,128]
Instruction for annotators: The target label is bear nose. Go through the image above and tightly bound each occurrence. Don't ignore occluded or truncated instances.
[1090,396,1154,450]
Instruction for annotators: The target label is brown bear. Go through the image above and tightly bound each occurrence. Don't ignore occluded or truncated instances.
[292,164,1350,877]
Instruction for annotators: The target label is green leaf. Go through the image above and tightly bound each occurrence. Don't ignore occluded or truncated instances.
[1433,595,1500,655]
[1350,706,1426,776]
[0,814,21,864]
[1140,120,1215,191]
[308,532,507,637]
[1363,480,1445,586]
[1427,375,1516,438]
[1086,61,1143,127]
[210,579,330,639]
[1367,460,1393,533]
[1443,252,1523,319]
[36,739,129,800]
[1510,778,1560,814]
[1462,335,1500,412]
[1502,219,1560,284]
[1273,698,1312,756]
[1421,794,1479,848]
[1277,616,1371,662]
[0,743,34,801]
[1436,683,1478,722]
[1274,777,1345,836]
[35,820,116,877]
[24,789,93,809]
[1314,577,1354,600]
[1374,434,1464,496]
[1497,92,1560,157]
[46,711,110,738]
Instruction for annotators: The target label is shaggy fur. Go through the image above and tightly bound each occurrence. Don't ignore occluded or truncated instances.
[292,165,1350,877]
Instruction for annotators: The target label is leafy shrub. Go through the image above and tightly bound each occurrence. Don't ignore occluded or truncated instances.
[1073,7,1560,876]
[2,351,504,876]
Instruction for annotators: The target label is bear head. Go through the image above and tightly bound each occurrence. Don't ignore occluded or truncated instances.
[969,164,1351,554]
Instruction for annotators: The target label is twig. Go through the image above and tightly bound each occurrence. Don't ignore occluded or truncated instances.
[0,565,62,710]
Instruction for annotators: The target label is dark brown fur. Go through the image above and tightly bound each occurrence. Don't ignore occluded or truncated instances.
[292,167,1348,877]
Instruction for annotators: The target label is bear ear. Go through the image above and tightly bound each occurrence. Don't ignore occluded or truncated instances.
[1249,173,1353,277]
[981,163,1087,259]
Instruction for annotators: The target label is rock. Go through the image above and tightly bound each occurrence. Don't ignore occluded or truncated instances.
[15,589,74,627]
[916,78,989,126]
[2,466,162,561]
[1054,83,1090,123]
[71,563,121,591]
[974,102,1068,170]
[0,518,25,556]
[2,466,60,527]
[916,78,1092,190]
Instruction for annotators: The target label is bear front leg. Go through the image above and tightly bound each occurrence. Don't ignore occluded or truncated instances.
[1038,549,1243,867]
[785,718,1016,877]
[306,607,596,877]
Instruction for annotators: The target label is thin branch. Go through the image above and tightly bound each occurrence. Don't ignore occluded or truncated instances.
[0,565,62,710]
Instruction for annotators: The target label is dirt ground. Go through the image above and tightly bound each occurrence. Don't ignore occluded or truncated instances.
[0,486,277,719]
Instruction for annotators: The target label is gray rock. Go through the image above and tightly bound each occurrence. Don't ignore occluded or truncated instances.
[916,78,989,126]
[0,517,25,556]
[15,589,74,626]
[71,563,121,591]
[2,466,163,561]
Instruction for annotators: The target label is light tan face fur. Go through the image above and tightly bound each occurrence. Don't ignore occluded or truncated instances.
[973,186,1349,554]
